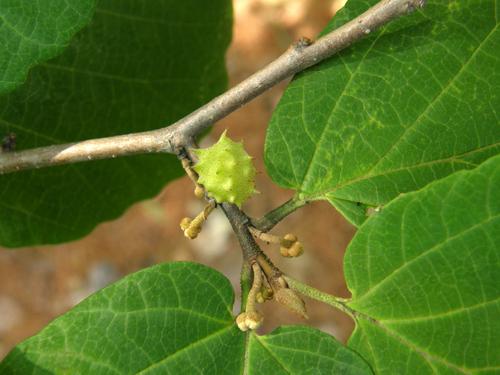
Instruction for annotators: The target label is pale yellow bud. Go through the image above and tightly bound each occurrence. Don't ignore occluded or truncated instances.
[245,311,263,330]
[255,292,265,304]
[236,313,248,332]
[194,185,205,199]
[288,242,304,257]
[281,233,298,248]
[180,217,191,231]
[235,311,264,331]
[184,225,201,239]
[280,247,290,257]
[275,288,308,319]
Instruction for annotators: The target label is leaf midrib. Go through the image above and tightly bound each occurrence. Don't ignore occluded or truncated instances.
[136,324,234,374]
[19,349,123,375]
[305,142,499,202]
[259,339,375,373]
[251,335,292,374]
[297,21,498,201]
[299,29,385,192]
[357,315,469,374]
[359,22,499,179]
[71,306,232,325]
[379,297,500,324]
[0,13,58,46]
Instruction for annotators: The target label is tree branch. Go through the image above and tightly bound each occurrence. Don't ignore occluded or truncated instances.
[220,203,262,261]
[0,0,425,174]
[220,203,282,276]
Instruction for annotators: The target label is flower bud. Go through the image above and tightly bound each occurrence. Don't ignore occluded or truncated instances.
[274,288,308,319]
[288,242,304,257]
[235,311,264,331]
[236,313,248,331]
[281,233,298,248]
[255,292,265,304]
[245,311,264,330]
[180,217,191,231]
[194,185,205,199]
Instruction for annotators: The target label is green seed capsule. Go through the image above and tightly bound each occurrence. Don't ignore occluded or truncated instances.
[192,131,257,207]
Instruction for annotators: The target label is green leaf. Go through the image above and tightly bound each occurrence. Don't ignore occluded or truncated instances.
[264,0,500,226]
[245,325,373,374]
[1,262,373,374]
[0,0,232,247]
[344,154,500,374]
[0,0,96,95]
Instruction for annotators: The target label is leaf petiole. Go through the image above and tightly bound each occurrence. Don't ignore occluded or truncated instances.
[284,276,356,320]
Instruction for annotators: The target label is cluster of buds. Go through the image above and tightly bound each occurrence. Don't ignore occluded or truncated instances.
[179,202,215,239]
[177,138,309,332]
[179,217,200,239]
[255,287,273,304]
[235,259,308,332]
[236,263,265,332]
[236,311,264,332]
[249,228,304,258]
[272,275,308,319]
[279,234,303,257]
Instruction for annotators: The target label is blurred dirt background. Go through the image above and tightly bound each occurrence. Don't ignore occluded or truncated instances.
[0,0,352,359]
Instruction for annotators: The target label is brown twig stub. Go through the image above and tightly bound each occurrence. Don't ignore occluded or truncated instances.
[294,36,314,50]
[0,0,425,174]
[1,133,16,152]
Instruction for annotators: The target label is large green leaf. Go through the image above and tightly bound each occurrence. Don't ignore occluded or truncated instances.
[0,262,372,374]
[0,0,96,95]
[344,155,500,373]
[265,0,500,226]
[245,326,372,374]
[0,0,232,247]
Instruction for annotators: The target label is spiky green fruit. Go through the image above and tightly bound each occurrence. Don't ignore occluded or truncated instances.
[192,131,257,207]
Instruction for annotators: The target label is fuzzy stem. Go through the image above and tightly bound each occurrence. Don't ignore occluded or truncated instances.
[249,227,282,244]
[239,262,252,313]
[245,263,263,313]
[284,276,356,319]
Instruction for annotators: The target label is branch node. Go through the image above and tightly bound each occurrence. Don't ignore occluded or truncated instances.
[294,36,314,51]
[1,133,16,152]
[406,0,426,13]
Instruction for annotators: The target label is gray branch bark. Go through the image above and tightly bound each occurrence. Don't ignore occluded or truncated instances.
[0,0,425,174]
